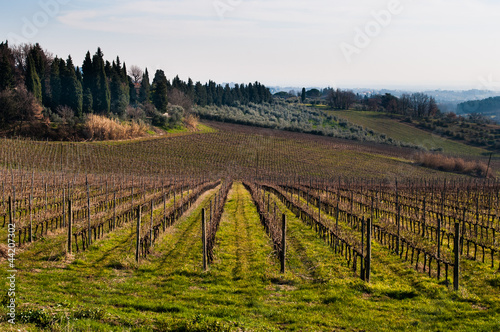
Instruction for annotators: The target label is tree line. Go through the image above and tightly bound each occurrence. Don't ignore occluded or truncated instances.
[0,41,273,129]
[457,96,500,118]
[357,93,440,118]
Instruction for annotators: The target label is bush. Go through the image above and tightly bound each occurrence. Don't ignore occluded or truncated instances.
[152,111,168,127]
[415,153,493,178]
[84,114,148,141]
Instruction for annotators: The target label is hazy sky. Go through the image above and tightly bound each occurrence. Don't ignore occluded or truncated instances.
[1,0,500,90]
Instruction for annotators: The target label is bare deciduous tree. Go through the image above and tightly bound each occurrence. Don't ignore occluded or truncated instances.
[169,88,192,114]
[128,65,143,84]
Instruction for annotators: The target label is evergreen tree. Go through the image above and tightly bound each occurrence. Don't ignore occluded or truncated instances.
[91,48,111,114]
[139,68,150,104]
[83,88,93,114]
[128,76,137,105]
[26,54,42,102]
[152,69,168,113]
[222,84,234,106]
[81,51,94,95]
[75,66,82,83]
[301,88,306,103]
[28,43,49,105]
[0,42,15,91]
[187,78,195,101]
[60,56,83,116]
[49,57,61,108]
[194,81,207,106]
[110,70,127,116]
[172,75,184,93]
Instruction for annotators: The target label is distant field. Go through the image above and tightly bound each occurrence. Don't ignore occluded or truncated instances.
[326,110,489,157]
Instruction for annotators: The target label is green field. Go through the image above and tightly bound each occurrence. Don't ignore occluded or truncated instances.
[326,110,489,157]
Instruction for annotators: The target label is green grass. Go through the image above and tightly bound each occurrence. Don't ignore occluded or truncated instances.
[328,110,489,157]
[3,182,500,331]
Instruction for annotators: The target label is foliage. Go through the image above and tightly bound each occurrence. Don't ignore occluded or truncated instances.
[83,114,148,140]
[457,96,500,118]
[152,69,169,113]
[415,152,493,177]
[0,41,15,91]
[194,101,420,148]
[358,92,440,119]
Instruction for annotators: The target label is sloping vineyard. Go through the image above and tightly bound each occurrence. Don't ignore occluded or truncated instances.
[1,124,500,331]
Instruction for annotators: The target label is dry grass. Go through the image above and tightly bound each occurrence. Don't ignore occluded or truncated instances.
[415,152,494,178]
[84,115,149,141]
[183,114,199,131]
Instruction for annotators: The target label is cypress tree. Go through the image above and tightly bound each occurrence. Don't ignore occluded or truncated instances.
[128,76,137,105]
[81,51,94,95]
[60,56,82,117]
[26,54,42,102]
[139,68,150,104]
[49,57,61,108]
[187,78,195,101]
[0,42,15,91]
[92,48,111,114]
[75,66,82,82]
[83,88,93,114]
[152,69,168,113]
[110,70,127,116]
[28,43,49,105]
[195,81,207,106]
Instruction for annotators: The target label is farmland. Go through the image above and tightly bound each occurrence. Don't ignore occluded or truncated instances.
[1,121,500,331]
[325,110,490,157]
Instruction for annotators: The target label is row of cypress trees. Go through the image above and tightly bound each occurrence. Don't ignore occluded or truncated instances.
[0,41,274,122]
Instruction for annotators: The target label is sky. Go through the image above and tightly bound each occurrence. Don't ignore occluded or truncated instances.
[1,0,500,90]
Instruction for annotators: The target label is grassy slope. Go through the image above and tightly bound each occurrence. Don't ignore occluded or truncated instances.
[327,110,489,157]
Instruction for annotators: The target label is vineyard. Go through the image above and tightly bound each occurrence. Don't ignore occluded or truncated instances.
[1,122,500,331]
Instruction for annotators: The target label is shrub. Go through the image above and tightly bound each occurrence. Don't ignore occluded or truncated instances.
[415,153,494,178]
[84,114,148,141]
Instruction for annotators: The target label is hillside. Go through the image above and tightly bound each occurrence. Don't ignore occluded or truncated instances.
[326,110,491,157]
[457,96,500,120]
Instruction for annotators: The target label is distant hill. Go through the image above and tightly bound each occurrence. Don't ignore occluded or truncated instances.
[457,96,500,120]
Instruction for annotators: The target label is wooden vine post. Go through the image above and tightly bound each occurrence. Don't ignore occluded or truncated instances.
[113,192,117,230]
[87,182,91,246]
[281,213,287,274]
[437,216,441,279]
[361,216,365,280]
[366,218,372,282]
[150,200,153,248]
[454,222,460,291]
[396,180,400,255]
[8,196,12,228]
[62,188,66,228]
[67,200,72,254]
[136,206,141,263]
[202,208,207,271]
[29,194,33,242]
